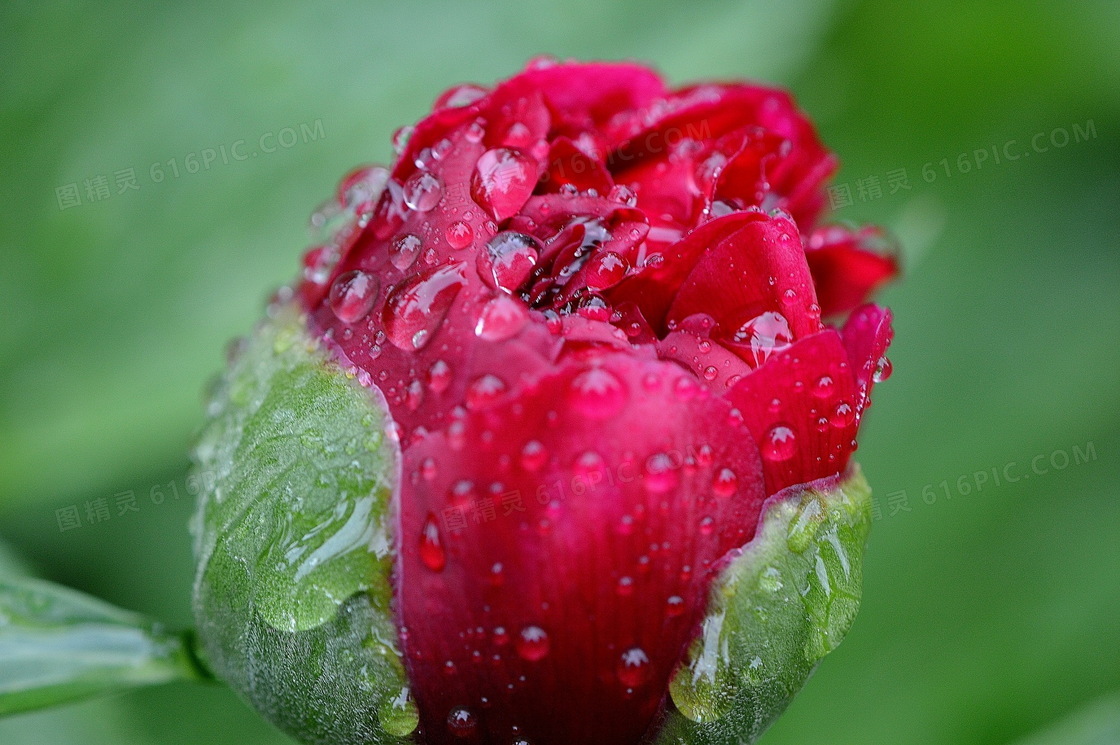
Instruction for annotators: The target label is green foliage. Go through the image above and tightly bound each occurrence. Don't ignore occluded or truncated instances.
[0,576,205,716]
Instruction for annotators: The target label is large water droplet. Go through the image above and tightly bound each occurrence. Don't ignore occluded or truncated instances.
[812,375,835,399]
[328,270,380,323]
[471,148,538,221]
[403,171,443,212]
[730,311,793,368]
[568,367,627,420]
[382,263,465,351]
[585,251,630,289]
[763,425,797,462]
[478,231,540,292]
[419,513,446,571]
[830,401,855,428]
[475,295,529,341]
[515,625,550,661]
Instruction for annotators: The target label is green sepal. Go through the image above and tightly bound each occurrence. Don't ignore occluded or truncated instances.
[0,576,207,717]
[657,467,873,745]
[191,304,415,744]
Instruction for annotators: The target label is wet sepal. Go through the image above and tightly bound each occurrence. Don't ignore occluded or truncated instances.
[0,576,208,716]
[656,468,872,745]
[191,303,416,744]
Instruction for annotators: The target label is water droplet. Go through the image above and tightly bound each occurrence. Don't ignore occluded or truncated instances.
[520,440,548,471]
[585,251,630,289]
[471,148,538,221]
[377,686,420,737]
[328,270,380,323]
[873,355,893,382]
[390,233,422,271]
[403,171,443,212]
[568,367,627,420]
[608,184,637,206]
[429,360,451,394]
[645,452,680,493]
[712,468,737,497]
[515,625,550,661]
[447,707,477,738]
[391,126,414,155]
[475,295,528,341]
[446,220,474,249]
[730,311,793,367]
[830,401,855,428]
[666,595,685,617]
[617,576,634,596]
[618,647,652,688]
[702,365,718,381]
[479,231,540,292]
[382,263,465,351]
[467,374,507,410]
[763,425,797,462]
[420,513,446,571]
[699,516,715,535]
[813,375,835,399]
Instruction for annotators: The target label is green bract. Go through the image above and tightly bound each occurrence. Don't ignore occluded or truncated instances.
[658,470,872,744]
[190,305,416,744]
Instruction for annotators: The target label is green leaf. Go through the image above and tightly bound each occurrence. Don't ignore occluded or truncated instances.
[191,303,414,744]
[0,576,206,717]
[657,468,872,745]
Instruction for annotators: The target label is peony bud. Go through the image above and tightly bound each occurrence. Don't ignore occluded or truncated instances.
[192,59,895,745]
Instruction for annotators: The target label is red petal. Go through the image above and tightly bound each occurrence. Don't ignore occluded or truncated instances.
[397,353,766,745]
[807,226,900,316]
[841,303,894,416]
[666,212,823,339]
[539,137,614,195]
[726,330,861,494]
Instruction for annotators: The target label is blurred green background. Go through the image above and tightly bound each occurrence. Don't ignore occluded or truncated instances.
[1,0,1118,743]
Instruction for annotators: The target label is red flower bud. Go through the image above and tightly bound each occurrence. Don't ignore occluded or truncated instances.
[195,59,895,745]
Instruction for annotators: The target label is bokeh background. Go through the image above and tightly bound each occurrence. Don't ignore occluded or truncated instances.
[2,0,1118,743]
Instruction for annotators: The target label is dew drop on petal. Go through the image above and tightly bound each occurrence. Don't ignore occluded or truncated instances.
[645,452,680,493]
[446,220,474,250]
[712,467,737,498]
[389,233,422,271]
[328,270,380,323]
[666,595,685,617]
[762,425,797,462]
[382,263,465,351]
[569,367,627,420]
[466,374,507,410]
[830,401,855,428]
[446,707,477,738]
[403,171,443,212]
[471,147,538,221]
[731,311,793,368]
[428,360,451,394]
[419,513,446,572]
[873,355,893,382]
[813,375,835,399]
[475,295,529,341]
[585,251,630,289]
[478,231,540,292]
[618,648,652,688]
[520,440,548,471]
[515,626,550,661]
